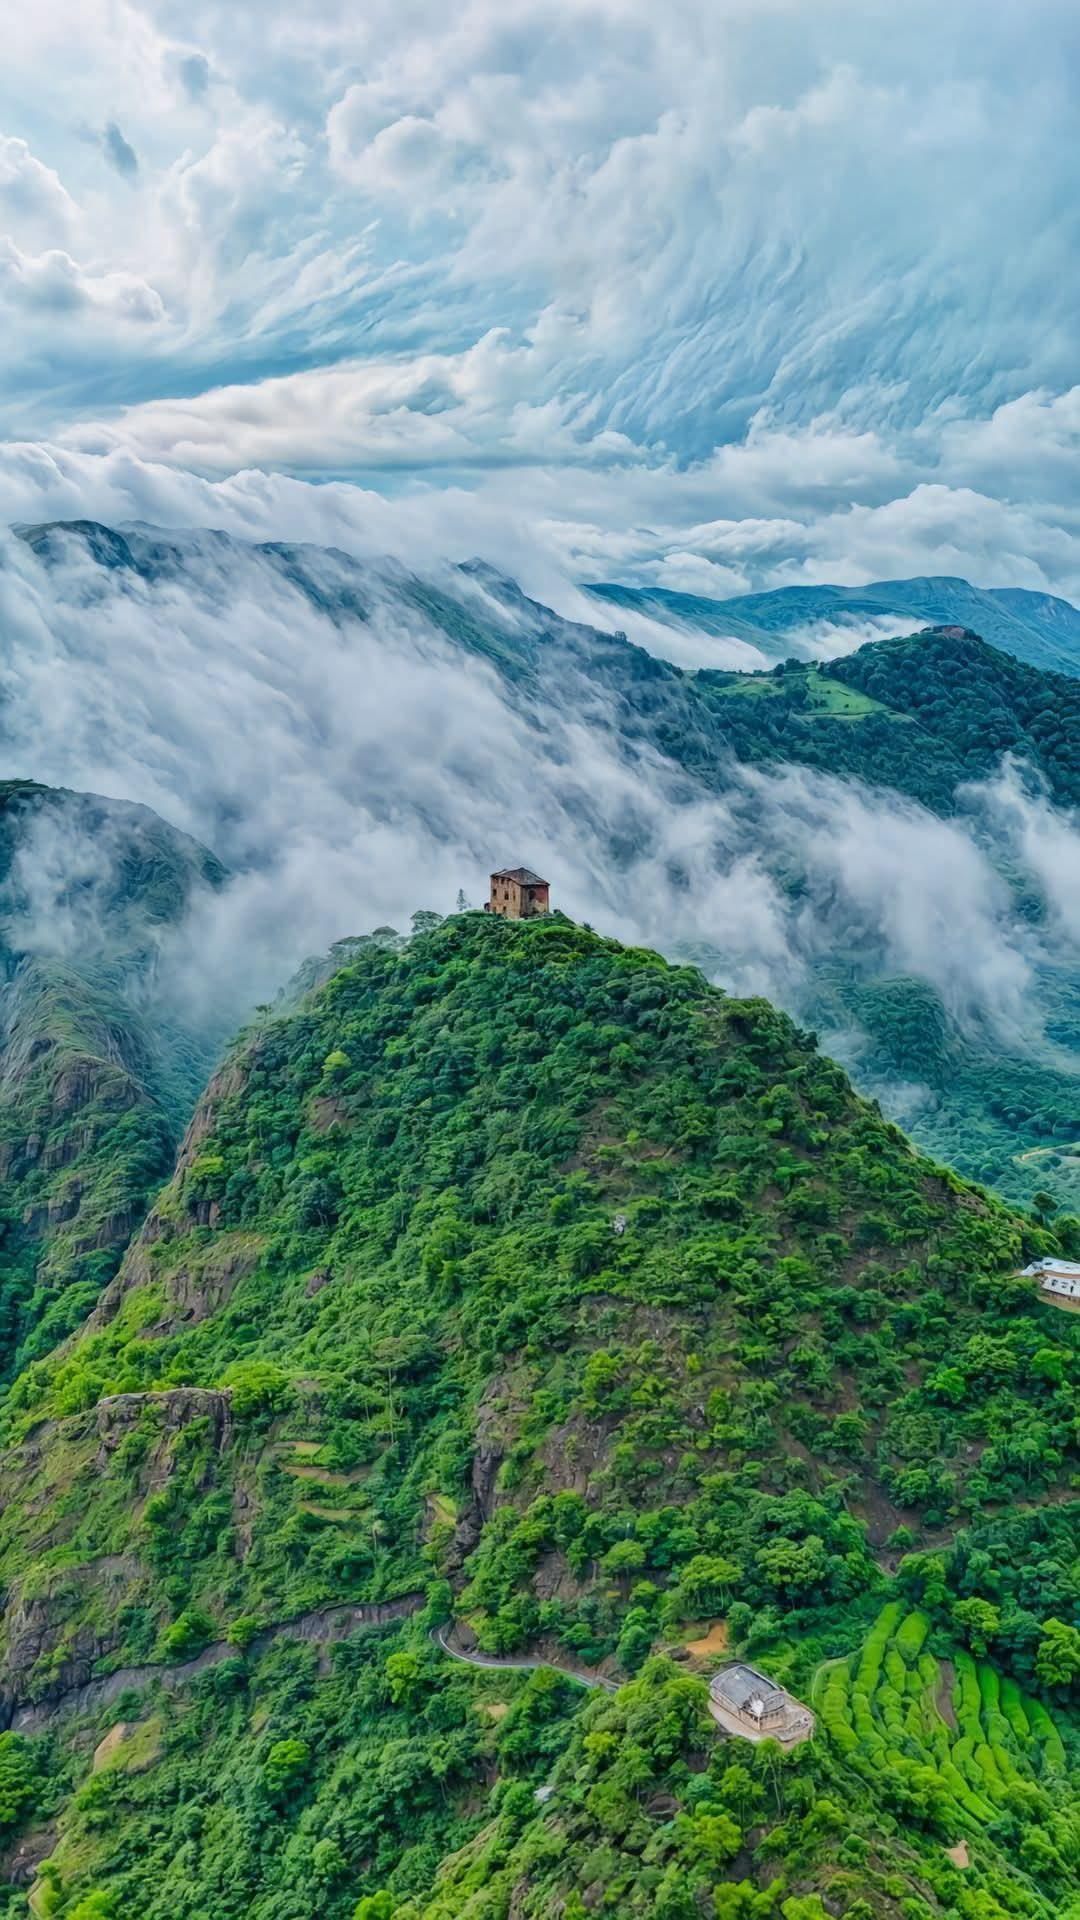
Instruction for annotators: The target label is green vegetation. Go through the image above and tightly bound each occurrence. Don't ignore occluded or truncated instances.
[0,912,1073,1916]
[0,782,225,1378]
[694,629,1080,813]
[683,634,1080,1212]
[818,1603,1072,1848]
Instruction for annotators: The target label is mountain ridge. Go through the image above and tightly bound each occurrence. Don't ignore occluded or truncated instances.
[0,778,227,1378]
[590,575,1080,678]
[10,518,1080,1218]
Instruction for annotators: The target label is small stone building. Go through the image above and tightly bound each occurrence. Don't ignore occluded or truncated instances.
[708,1663,814,1746]
[485,867,550,919]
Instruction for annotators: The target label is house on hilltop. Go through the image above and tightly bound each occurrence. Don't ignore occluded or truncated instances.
[708,1662,814,1746]
[485,867,550,919]
[1022,1257,1080,1303]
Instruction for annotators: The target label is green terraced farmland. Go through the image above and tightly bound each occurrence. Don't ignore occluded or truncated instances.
[817,1604,1073,1846]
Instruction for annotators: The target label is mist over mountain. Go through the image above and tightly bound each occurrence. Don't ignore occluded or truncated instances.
[4,7,1080,1917]
[590,576,1080,677]
[3,518,1080,1215]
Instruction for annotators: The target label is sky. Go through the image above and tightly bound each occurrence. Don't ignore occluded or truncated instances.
[3,3,1080,1133]
[2,0,1080,604]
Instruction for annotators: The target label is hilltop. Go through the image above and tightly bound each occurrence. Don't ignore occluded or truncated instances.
[0,913,1074,1917]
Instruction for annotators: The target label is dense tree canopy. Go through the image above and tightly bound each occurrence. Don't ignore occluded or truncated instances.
[0,914,1074,1917]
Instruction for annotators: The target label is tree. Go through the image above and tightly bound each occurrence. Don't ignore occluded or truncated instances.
[160,1608,214,1660]
[677,1554,742,1614]
[385,1649,424,1706]
[226,1615,262,1650]
[0,1734,36,1831]
[952,1597,1001,1657]
[353,1896,395,1920]
[602,1539,647,1577]
[264,1738,311,1796]
[1034,1618,1080,1691]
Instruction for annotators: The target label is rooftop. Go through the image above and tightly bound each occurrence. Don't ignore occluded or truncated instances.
[710,1663,786,1715]
[491,866,548,886]
[1023,1259,1080,1278]
[707,1661,815,1746]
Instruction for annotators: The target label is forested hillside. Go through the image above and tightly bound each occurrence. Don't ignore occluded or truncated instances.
[0,914,1074,1918]
[693,632,1080,813]
[0,782,225,1380]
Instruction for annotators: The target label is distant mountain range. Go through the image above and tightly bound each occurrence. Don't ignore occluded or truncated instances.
[590,574,1080,677]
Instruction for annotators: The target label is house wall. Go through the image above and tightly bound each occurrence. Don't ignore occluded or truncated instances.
[489,876,523,917]
[488,878,550,919]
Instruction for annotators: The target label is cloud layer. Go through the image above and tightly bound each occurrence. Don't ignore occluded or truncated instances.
[1,2,1080,609]
[1,526,1075,1085]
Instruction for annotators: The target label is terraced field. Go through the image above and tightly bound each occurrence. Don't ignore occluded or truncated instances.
[817,1604,1070,1834]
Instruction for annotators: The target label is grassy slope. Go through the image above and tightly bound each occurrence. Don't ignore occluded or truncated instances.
[0,915,1075,1918]
[692,630,1080,814]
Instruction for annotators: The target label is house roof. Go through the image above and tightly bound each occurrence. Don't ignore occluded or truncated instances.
[1023,1259,1080,1277]
[710,1663,786,1714]
[491,867,548,886]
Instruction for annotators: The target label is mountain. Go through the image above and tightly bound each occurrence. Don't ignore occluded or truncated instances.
[589,576,1080,678]
[0,779,226,1376]
[12,520,1080,1218]
[15,523,1080,817]
[0,913,1074,1917]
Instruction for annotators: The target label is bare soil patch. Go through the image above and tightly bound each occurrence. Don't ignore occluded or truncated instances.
[685,1621,729,1659]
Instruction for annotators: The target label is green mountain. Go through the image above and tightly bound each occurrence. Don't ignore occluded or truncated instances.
[685,634,1080,1211]
[0,780,226,1378]
[13,521,1080,1213]
[692,627,1080,813]
[0,914,1074,1918]
[589,576,1080,679]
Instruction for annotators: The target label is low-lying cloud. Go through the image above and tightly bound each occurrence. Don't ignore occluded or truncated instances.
[1,522,1078,1084]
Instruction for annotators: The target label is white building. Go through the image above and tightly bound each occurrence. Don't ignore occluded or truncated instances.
[708,1663,814,1746]
[1022,1259,1080,1301]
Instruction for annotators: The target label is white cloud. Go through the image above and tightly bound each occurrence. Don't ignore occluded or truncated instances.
[0,239,165,324]
[0,137,77,239]
[0,519,1071,1062]
[0,0,1078,625]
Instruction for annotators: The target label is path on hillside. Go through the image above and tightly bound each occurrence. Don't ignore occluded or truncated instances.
[432,1625,619,1692]
[6,1592,425,1735]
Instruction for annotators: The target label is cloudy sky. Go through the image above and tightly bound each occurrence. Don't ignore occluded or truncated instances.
[1,0,1079,603]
